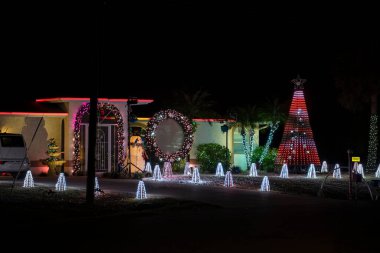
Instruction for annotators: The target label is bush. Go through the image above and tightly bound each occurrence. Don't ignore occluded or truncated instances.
[172,159,187,173]
[230,166,242,174]
[196,143,231,173]
[251,146,277,172]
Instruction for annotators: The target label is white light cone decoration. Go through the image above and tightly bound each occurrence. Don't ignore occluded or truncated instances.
[376,164,380,178]
[135,180,147,199]
[353,162,358,172]
[279,164,289,178]
[333,164,341,179]
[260,176,270,191]
[357,164,365,178]
[152,165,162,181]
[144,162,152,173]
[321,161,328,173]
[55,173,67,191]
[163,162,173,178]
[191,167,201,183]
[224,171,233,187]
[215,162,224,177]
[249,163,258,177]
[95,176,100,190]
[306,164,317,178]
[184,162,191,176]
[23,170,34,188]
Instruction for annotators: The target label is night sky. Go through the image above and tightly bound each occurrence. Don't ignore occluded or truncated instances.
[2,1,379,165]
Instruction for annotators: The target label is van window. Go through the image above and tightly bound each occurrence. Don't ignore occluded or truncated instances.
[0,136,25,147]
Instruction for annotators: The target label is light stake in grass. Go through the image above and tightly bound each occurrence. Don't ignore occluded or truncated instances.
[23,170,34,188]
[279,164,289,178]
[215,162,224,177]
[136,180,147,199]
[55,173,66,191]
[249,163,258,177]
[224,171,233,187]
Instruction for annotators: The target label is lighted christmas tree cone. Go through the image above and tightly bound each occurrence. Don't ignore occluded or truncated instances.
[136,180,147,199]
[144,162,152,174]
[224,171,233,187]
[94,177,103,197]
[184,162,192,176]
[306,164,317,178]
[55,173,67,191]
[357,164,365,178]
[23,170,34,188]
[249,163,258,177]
[215,162,224,177]
[352,162,358,172]
[333,164,341,179]
[191,167,201,183]
[376,164,380,178]
[260,176,270,192]
[321,161,328,173]
[163,162,173,178]
[279,164,289,178]
[152,165,162,181]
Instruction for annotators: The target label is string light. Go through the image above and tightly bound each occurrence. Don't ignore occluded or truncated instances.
[224,171,233,187]
[191,167,201,183]
[23,170,34,188]
[357,163,365,178]
[279,163,289,178]
[144,162,152,173]
[136,181,147,199]
[375,164,380,178]
[215,162,224,177]
[73,102,124,175]
[145,109,193,162]
[249,163,258,177]
[366,114,378,171]
[152,165,162,181]
[306,164,317,178]
[321,161,328,173]
[333,164,341,179]
[163,162,173,178]
[260,176,270,191]
[184,162,191,176]
[55,173,66,191]
[259,123,279,164]
[275,77,320,169]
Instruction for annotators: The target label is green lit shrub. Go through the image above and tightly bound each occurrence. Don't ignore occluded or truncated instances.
[196,143,231,173]
[251,146,277,172]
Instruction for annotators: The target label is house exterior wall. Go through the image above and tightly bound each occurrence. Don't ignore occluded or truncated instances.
[0,116,64,175]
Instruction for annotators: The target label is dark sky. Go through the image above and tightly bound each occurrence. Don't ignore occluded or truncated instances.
[2,1,379,164]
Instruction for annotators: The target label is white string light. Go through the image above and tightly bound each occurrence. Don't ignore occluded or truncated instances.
[279,164,289,178]
[333,164,341,179]
[224,171,233,187]
[152,165,162,181]
[145,162,152,173]
[306,164,316,178]
[321,161,328,173]
[249,163,258,177]
[191,167,201,183]
[23,170,34,188]
[163,162,173,178]
[184,162,191,176]
[215,162,224,177]
[136,180,147,199]
[55,173,67,191]
[260,176,270,191]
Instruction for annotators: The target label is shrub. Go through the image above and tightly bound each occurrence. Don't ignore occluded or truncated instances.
[196,143,231,173]
[172,159,187,173]
[251,146,277,172]
[230,166,242,174]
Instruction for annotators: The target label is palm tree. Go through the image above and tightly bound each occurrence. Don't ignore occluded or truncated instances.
[335,41,380,171]
[258,98,286,164]
[229,105,258,169]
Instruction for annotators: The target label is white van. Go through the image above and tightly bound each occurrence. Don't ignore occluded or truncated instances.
[0,133,30,178]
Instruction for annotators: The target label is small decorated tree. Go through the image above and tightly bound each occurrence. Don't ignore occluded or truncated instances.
[46,138,65,176]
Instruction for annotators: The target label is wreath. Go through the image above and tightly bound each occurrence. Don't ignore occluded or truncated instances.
[145,109,193,162]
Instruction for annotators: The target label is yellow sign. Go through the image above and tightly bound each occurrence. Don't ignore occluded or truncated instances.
[352,157,360,162]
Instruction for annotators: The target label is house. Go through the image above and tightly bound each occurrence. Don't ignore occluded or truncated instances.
[0,97,260,175]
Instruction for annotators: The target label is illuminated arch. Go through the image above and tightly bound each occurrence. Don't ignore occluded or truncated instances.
[73,102,124,174]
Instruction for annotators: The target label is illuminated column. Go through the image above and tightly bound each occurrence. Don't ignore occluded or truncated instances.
[275,75,321,171]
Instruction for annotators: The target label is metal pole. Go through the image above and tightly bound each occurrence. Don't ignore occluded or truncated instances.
[347,149,352,200]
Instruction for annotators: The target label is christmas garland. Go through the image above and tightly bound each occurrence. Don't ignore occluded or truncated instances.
[145,109,193,162]
[73,102,124,174]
